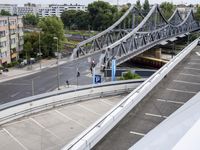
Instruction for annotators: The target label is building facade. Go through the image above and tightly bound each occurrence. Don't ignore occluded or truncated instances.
[0,16,23,66]
[38,4,87,17]
[0,4,17,15]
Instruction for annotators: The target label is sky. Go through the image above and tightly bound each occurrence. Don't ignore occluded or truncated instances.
[0,0,198,6]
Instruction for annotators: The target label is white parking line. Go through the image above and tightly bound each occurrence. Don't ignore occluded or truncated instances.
[188,62,200,65]
[30,118,62,141]
[173,80,200,85]
[55,110,86,128]
[100,99,113,106]
[195,52,200,56]
[145,113,167,118]
[78,104,102,116]
[10,92,21,98]
[130,131,145,136]
[167,88,196,94]
[184,67,200,71]
[180,73,200,77]
[157,99,184,105]
[3,128,28,150]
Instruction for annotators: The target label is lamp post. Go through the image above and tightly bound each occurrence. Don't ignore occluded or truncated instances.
[53,36,60,90]
[38,29,42,69]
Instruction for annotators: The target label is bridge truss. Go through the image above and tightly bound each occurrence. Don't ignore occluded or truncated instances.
[72,4,200,68]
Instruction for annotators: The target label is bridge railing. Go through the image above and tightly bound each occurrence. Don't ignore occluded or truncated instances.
[0,79,145,125]
[62,38,199,150]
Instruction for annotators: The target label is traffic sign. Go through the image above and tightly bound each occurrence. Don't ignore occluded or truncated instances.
[95,75,101,84]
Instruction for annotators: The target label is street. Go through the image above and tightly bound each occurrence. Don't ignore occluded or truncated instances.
[0,53,101,104]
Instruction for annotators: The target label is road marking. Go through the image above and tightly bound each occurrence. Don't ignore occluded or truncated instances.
[145,113,167,118]
[195,52,200,56]
[188,62,200,65]
[78,104,101,116]
[100,99,113,106]
[167,88,197,94]
[10,92,21,98]
[180,73,200,77]
[184,67,200,71]
[174,80,200,85]
[55,110,86,128]
[3,128,28,150]
[130,131,145,136]
[157,98,184,105]
[30,118,62,141]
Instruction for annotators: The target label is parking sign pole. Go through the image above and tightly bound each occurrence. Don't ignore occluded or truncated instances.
[93,67,96,85]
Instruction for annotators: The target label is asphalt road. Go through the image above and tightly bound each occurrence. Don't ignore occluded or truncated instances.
[0,53,101,104]
[93,46,200,150]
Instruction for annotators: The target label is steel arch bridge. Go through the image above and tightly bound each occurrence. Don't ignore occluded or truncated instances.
[72,4,200,67]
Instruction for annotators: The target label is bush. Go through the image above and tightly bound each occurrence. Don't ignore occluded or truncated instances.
[120,70,141,80]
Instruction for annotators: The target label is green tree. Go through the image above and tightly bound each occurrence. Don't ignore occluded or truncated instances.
[160,2,174,19]
[195,6,200,21]
[23,13,39,26]
[87,1,118,30]
[38,16,65,57]
[75,11,90,30]
[143,0,150,15]
[61,10,77,29]
[23,41,32,60]
[0,9,11,16]
[135,0,142,11]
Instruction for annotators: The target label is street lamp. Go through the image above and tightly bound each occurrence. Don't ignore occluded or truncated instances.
[53,36,60,90]
[38,29,42,69]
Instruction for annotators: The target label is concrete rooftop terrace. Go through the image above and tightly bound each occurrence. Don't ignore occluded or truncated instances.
[0,94,126,150]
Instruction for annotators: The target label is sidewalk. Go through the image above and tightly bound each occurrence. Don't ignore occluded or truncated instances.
[0,58,68,83]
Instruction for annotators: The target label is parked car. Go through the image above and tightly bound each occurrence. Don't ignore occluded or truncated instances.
[198,40,200,46]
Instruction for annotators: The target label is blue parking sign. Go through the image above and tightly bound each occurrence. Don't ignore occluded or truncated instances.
[95,75,101,84]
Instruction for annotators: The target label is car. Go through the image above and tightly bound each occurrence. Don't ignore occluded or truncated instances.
[2,68,9,72]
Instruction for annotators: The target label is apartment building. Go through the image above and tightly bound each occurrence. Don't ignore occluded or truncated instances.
[38,4,87,17]
[0,4,17,15]
[0,16,23,66]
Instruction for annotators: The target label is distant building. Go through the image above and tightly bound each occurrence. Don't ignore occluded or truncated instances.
[0,4,17,15]
[0,16,23,66]
[13,6,38,16]
[38,4,87,17]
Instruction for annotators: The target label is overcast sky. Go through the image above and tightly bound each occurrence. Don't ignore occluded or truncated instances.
[0,0,198,6]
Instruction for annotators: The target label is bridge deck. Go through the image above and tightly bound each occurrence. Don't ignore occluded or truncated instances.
[0,95,126,150]
[94,46,200,149]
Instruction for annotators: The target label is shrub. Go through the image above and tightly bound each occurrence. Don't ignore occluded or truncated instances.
[120,70,141,80]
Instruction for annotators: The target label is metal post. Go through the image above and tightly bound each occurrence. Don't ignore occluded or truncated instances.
[32,79,34,96]
[132,9,135,29]
[39,31,42,69]
[54,37,60,90]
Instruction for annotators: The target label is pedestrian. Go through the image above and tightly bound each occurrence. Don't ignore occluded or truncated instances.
[66,80,69,88]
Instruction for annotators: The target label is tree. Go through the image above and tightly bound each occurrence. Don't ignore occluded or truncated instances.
[75,11,90,30]
[38,16,65,57]
[160,2,174,19]
[195,6,200,21]
[23,13,39,26]
[143,0,150,15]
[61,10,77,29]
[87,1,118,30]
[0,10,11,16]
[135,0,142,11]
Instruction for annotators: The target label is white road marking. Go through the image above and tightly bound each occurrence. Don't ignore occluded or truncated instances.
[78,104,101,116]
[145,113,167,118]
[195,52,200,56]
[130,131,145,136]
[3,128,28,150]
[10,92,21,98]
[188,62,200,65]
[174,80,200,85]
[180,73,200,77]
[55,110,86,128]
[157,98,184,105]
[100,99,113,106]
[30,118,62,141]
[167,88,196,94]
[184,67,200,71]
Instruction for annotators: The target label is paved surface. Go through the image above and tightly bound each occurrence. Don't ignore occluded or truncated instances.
[0,94,126,150]
[93,46,200,150]
[0,53,102,104]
